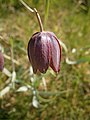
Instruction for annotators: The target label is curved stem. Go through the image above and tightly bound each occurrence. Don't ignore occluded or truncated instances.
[19,0,43,32]
[34,8,43,32]
[19,0,34,12]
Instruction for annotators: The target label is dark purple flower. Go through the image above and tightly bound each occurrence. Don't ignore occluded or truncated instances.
[27,31,61,74]
[0,51,4,71]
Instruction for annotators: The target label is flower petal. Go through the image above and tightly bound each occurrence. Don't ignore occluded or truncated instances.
[0,52,4,71]
[48,32,61,73]
[34,32,50,73]
[27,33,39,73]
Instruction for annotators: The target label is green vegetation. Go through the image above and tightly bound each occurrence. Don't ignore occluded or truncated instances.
[0,0,90,120]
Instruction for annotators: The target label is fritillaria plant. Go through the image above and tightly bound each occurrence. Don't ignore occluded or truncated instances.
[18,0,62,74]
[27,10,61,74]
[19,0,62,108]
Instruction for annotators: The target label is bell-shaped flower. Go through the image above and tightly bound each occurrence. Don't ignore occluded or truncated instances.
[27,31,61,74]
[0,51,4,71]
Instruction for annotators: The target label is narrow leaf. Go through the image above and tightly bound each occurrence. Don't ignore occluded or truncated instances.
[17,86,28,92]
[44,0,50,27]
[32,96,39,108]
[0,84,11,98]
[77,56,90,64]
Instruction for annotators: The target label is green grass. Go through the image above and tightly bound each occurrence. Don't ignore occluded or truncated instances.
[0,0,90,120]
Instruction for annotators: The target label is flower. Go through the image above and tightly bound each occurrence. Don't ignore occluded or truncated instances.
[0,51,4,71]
[27,31,61,74]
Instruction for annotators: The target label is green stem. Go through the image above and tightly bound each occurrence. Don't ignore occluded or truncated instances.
[34,8,43,32]
[19,0,43,32]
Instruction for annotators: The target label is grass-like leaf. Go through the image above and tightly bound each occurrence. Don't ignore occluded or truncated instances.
[44,0,50,27]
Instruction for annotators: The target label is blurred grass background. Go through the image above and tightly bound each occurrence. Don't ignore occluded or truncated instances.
[0,0,90,120]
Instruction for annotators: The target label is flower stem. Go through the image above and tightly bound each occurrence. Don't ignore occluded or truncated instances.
[19,0,43,32]
[34,8,43,32]
[19,0,34,13]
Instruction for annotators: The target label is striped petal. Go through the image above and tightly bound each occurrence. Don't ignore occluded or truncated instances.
[27,32,39,73]
[48,32,61,73]
[34,32,50,73]
[0,52,4,71]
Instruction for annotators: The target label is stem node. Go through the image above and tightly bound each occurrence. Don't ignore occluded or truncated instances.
[19,0,43,32]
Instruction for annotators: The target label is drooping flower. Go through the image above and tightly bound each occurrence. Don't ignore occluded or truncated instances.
[0,51,4,71]
[27,31,61,74]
